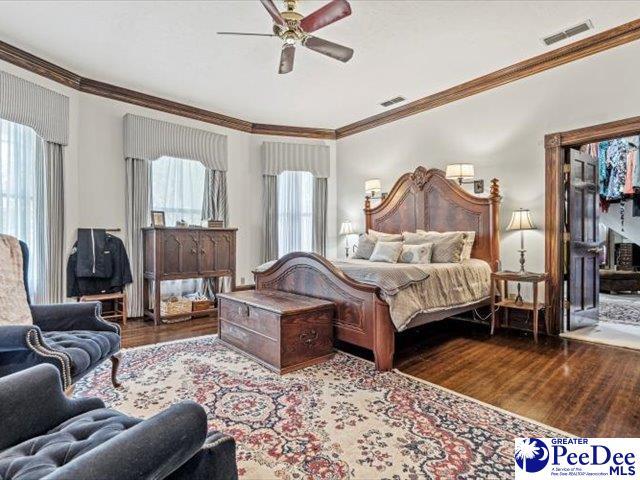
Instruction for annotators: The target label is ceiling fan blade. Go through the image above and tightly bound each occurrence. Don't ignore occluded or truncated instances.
[217,32,277,37]
[303,36,353,62]
[260,0,286,27]
[279,44,295,74]
[300,0,352,33]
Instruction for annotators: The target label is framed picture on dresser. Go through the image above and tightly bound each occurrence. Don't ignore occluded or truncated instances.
[151,210,165,227]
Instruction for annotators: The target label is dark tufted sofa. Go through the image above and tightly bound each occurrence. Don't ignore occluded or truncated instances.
[0,241,121,390]
[0,365,238,480]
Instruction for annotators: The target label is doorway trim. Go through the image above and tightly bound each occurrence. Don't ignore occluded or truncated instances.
[545,114,640,334]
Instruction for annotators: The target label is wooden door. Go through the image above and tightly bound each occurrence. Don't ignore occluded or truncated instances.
[199,230,233,275]
[162,230,199,277]
[566,149,601,330]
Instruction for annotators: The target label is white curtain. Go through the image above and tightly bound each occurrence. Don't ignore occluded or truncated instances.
[151,156,206,299]
[152,156,205,226]
[0,118,46,302]
[277,170,314,257]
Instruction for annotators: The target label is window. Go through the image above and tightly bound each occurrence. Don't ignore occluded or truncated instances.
[151,156,205,226]
[0,118,44,299]
[277,170,314,257]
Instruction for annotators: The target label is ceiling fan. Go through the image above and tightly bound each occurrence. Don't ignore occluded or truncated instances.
[218,0,353,74]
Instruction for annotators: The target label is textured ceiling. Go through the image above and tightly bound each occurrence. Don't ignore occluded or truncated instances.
[1,1,639,128]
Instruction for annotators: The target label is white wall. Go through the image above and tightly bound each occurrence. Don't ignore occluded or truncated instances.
[0,59,337,287]
[336,41,640,298]
[601,201,640,249]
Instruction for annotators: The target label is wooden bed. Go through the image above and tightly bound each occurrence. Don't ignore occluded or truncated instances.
[253,167,501,371]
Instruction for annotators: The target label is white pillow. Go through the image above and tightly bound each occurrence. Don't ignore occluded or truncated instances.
[368,229,403,242]
[369,241,403,263]
[399,243,433,264]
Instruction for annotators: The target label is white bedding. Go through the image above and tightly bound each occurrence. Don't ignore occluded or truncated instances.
[337,258,492,330]
[256,257,492,331]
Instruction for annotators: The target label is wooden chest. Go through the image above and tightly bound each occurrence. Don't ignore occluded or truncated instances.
[217,290,334,374]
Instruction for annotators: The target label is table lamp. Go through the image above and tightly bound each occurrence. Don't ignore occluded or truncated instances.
[339,220,356,257]
[506,208,536,275]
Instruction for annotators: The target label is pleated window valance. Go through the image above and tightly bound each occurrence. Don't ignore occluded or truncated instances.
[262,141,330,178]
[0,70,69,145]
[123,114,228,171]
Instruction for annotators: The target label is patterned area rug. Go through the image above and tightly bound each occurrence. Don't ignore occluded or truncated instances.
[600,296,640,326]
[75,336,564,479]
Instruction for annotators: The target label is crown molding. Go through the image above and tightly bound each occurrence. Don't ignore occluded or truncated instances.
[2,18,640,142]
[335,18,640,139]
[0,39,334,139]
[251,122,336,139]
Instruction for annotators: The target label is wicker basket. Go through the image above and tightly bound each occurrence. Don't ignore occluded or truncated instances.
[160,297,192,317]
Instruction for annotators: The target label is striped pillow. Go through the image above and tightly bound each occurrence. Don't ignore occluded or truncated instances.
[417,230,476,261]
[353,234,377,259]
[410,231,466,263]
[368,229,403,242]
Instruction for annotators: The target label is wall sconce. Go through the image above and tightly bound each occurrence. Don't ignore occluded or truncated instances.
[365,179,382,199]
[445,163,484,193]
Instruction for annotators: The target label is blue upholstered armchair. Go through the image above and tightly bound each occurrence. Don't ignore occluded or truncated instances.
[0,365,238,480]
[0,241,121,390]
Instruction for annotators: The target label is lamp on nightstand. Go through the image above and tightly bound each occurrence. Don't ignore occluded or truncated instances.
[339,220,356,258]
[506,208,537,305]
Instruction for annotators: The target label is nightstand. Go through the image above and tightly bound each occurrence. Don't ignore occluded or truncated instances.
[490,271,548,341]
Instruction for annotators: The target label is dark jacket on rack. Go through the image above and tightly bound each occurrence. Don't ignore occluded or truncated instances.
[67,230,133,297]
[76,229,113,278]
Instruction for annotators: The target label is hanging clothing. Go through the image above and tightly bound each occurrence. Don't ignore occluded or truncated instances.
[67,233,133,297]
[634,146,640,189]
[604,139,628,201]
[624,148,637,195]
[598,140,610,199]
[75,229,113,278]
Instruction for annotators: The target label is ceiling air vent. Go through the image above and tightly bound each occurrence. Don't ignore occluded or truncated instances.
[379,96,406,108]
[542,20,593,46]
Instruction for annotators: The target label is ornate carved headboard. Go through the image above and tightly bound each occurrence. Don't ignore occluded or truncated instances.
[364,167,501,271]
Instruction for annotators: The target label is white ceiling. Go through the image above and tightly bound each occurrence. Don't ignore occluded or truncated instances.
[1,1,639,128]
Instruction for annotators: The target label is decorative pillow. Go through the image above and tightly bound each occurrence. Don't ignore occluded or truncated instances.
[399,243,433,264]
[417,230,476,261]
[412,231,466,263]
[352,234,377,260]
[402,231,430,245]
[460,231,476,260]
[368,229,403,242]
[369,241,403,263]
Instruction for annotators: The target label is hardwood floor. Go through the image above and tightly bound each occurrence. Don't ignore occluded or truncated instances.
[120,316,217,349]
[120,316,640,437]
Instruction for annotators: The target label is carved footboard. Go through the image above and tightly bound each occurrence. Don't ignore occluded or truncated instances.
[253,252,396,371]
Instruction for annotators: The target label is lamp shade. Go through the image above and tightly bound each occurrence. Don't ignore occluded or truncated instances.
[506,209,536,231]
[364,179,382,197]
[445,163,475,180]
[339,220,356,235]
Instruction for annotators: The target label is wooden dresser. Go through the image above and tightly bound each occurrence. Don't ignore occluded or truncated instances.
[142,227,237,324]
[217,290,334,374]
